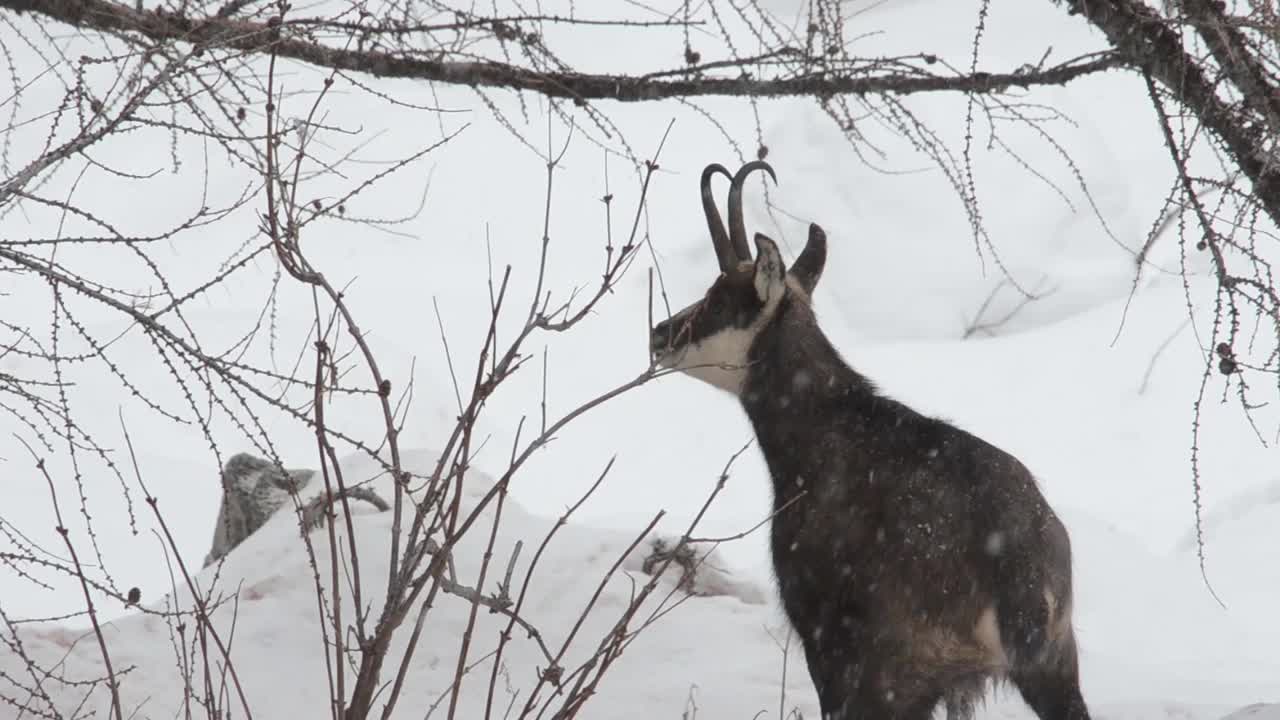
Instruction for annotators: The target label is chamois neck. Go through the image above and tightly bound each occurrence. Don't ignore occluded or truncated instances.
[740,294,872,414]
[737,294,886,513]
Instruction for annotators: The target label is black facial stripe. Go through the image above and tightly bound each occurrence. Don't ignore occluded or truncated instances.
[651,274,769,356]
[686,278,762,344]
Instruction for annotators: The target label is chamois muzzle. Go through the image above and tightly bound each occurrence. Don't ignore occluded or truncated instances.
[649,304,694,367]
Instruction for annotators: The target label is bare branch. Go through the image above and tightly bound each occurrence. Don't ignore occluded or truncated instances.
[1,0,1122,102]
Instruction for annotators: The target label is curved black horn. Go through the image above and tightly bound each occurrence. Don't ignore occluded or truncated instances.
[791,223,828,296]
[727,161,777,262]
[701,163,735,272]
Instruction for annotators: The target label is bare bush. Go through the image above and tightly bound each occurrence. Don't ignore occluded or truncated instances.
[2,0,1279,718]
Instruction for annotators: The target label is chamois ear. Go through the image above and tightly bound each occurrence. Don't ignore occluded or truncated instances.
[790,223,827,296]
[752,232,787,306]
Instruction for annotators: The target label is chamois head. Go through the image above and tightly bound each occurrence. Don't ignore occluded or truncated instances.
[650,161,828,395]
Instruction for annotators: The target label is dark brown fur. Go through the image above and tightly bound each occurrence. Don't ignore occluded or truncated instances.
[738,290,1088,720]
[652,162,1091,720]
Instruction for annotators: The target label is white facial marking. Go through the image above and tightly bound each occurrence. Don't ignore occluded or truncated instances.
[656,257,815,397]
[655,275,779,397]
[656,316,757,395]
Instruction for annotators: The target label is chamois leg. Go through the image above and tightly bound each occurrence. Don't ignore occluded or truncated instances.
[942,679,982,720]
[890,688,946,720]
[1011,670,1089,720]
[797,636,885,720]
[800,645,943,720]
[1010,634,1090,720]
[808,673,932,720]
[797,636,859,720]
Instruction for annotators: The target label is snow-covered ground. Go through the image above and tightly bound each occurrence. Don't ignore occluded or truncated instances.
[3,0,1279,718]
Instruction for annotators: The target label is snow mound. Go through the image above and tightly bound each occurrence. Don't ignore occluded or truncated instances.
[3,449,796,720]
[1223,705,1280,720]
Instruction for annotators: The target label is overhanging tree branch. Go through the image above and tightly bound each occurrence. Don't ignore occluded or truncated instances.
[1050,0,1280,579]
[1055,0,1280,226]
[1178,0,1280,132]
[0,0,1124,101]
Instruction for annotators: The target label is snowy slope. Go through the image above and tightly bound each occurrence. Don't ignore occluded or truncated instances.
[4,450,814,719]
[2,439,1277,719]
[4,0,1280,718]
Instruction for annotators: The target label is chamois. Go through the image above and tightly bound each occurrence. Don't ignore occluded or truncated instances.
[650,161,1091,720]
